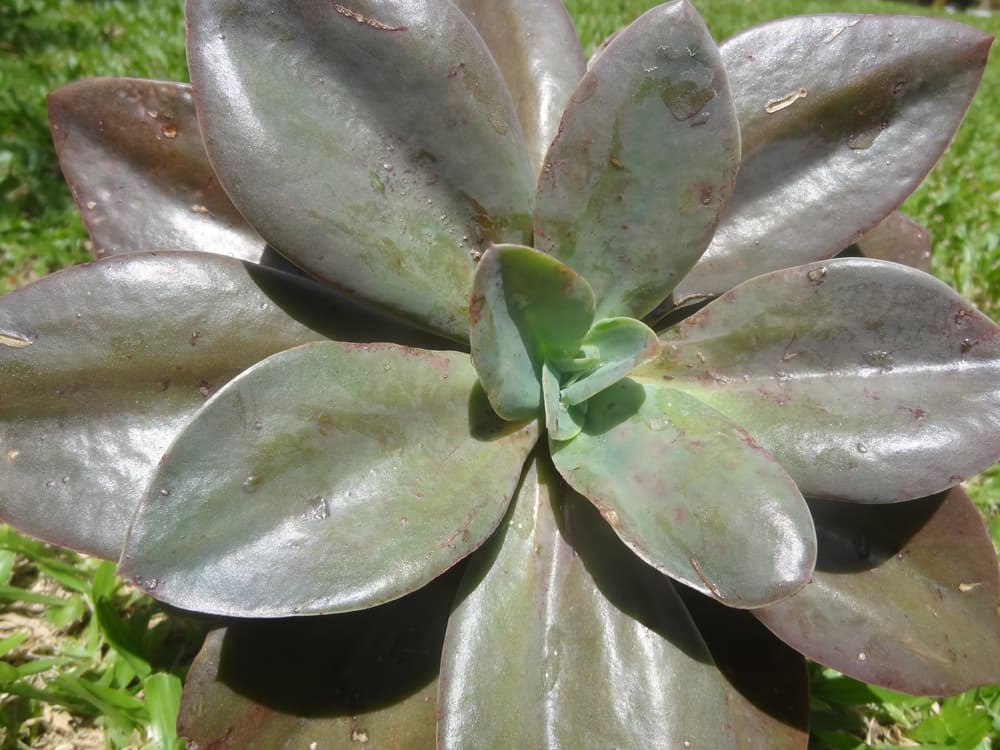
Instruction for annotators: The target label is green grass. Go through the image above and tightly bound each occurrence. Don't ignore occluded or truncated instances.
[1,1,999,748]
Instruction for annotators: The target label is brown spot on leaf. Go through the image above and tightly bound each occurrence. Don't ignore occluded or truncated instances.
[572,74,599,104]
[332,3,407,31]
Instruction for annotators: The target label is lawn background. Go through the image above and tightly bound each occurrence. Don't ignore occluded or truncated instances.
[1,0,998,748]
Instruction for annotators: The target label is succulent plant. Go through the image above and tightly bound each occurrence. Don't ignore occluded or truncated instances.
[2,0,999,746]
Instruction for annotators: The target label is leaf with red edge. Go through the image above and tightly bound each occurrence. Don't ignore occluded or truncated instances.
[674,14,991,303]
[639,259,1000,502]
[453,0,586,175]
[534,0,740,319]
[756,487,1000,695]
[48,78,265,261]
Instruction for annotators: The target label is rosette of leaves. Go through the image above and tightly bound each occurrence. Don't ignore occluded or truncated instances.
[2,0,999,747]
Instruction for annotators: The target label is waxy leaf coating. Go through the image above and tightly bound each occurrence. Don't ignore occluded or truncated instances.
[675,14,992,302]
[0,252,414,559]
[439,457,767,749]
[187,0,534,340]
[453,0,586,176]
[122,341,537,616]
[757,488,1000,695]
[534,0,740,319]
[550,380,816,607]
[48,78,266,261]
[640,259,1000,501]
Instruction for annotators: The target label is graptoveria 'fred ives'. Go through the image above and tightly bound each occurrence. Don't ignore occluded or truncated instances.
[1,1,999,747]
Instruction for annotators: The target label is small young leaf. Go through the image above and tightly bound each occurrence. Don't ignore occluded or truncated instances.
[562,317,659,405]
[470,244,595,420]
[542,361,585,441]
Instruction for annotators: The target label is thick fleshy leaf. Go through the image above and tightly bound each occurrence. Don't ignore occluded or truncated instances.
[542,361,585,441]
[187,0,534,341]
[550,380,815,607]
[639,259,1000,501]
[439,455,775,749]
[178,567,460,750]
[121,342,537,616]
[757,488,1000,695]
[674,14,991,303]
[562,317,660,405]
[0,252,427,560]
[469,244,595,420]
[534,0,740,319]
[453,0,586,175]
[677,588,810,749]
[854,211,931,271]
[48,78,265,261]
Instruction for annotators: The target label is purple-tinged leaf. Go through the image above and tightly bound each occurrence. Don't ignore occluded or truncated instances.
[855,211,931,271]
[639,259,1000,501]
[677,588,810,749]
[178,568,459,749]
[534,0,740,319]
[470,244,595,420]
[453,0,586,176]
[439,456,780,748]
[48,78,265,261]
[0,252,422,560]
[757,488,1000,695]
[674,14,991,303]
[550,380,815,607]
[121,342,537,616]
[187,0,534,341]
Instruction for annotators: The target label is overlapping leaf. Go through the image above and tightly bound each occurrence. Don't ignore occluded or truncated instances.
[453,0,586,175]
[48,78,265,261]
[674,14,992,303]
[440,456,787,748]
[178,569,459,749]
[469,244,595,420]
[550,380,815,607]
[639,259,1000,501]
[121,342,537,616]
[187,0,534,340]
[0,252,423,559]
[534,0,740,319]
[757,488,1000,695]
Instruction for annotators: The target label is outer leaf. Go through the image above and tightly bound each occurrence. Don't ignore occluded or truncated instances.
[639,259,1000,501]
[187,0,534,341]
[674,15,992,303]
[562,317,660,405]
[550,380,815,607]
[676,588,810,749]
[121,342,537,616]
[757,488,1000,695]
[439,455,770,749]
[48,78,265,261]
[469,244,595,420]
[534,0,740,319]
[178,568,459,750]
[453,0,586,176]
[854,210,931,271]
[0,252,422,560]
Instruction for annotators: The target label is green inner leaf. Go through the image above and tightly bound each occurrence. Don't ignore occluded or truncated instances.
[562,317,660,405]
[550,380,816,608]
[470,244,595,420]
